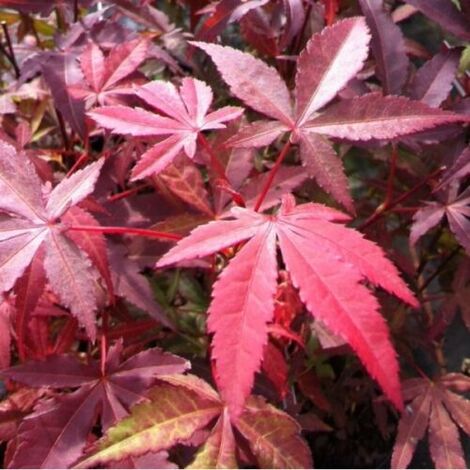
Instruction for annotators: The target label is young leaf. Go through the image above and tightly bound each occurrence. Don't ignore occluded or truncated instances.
[157,195,417,416]
[89,78,243,180]
[208,227,278,416]
[72,38,150,108]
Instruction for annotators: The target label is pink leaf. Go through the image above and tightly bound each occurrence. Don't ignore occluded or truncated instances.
[297,131,353,211]
[304,93,468,140]
[226,120,288,148]
[0,221,47,293]
[428,392,466,469]
[14,248,46,359]
[130,135,186,181]
[447,204,470,255]
[410,203,446,246]
[101,38,149,91]
[89,106,187,136]
[295,17,370,125]
[156,211,267,267]
[44,230,100,340]
[136,80,194,125]
[91,79,242,179]
[46,159,105,219]
[192,41,294,124]
[62,207,113,298]
[277,222,403,409]
[0,140,46,223]
[208,227,277,418]
[280,215,418,306]
[157,196,416,412]
[80,42,105,93]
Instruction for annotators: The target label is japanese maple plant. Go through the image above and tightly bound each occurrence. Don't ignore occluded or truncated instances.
[0,0,469,468]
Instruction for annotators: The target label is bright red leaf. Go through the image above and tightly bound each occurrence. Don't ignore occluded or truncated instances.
[157,194,418,417]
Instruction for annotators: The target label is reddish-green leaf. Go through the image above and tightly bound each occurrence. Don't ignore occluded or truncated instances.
[77,383,222,467]
[236,396,312,468]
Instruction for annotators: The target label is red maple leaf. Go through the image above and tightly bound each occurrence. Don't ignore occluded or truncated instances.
[69,38,150,109]
[156,194,418,417]
[0,140,107,339]
[392,374,470,469]
[2,341,189,468]
[191,17,468,211]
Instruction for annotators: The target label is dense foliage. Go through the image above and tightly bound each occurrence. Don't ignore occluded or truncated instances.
[0,0,469,468]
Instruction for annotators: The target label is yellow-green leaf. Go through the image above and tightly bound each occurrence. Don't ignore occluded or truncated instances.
[77,383,222,468]
[188,408,237,469]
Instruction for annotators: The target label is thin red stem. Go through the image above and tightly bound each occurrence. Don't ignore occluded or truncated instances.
[198,133,227,181]
[198,134,245,207]
[66,152,88,177]
[107,183,152,203]
[359,166,445,230]
[254,140,291,212]
[100,322,107,376]
[68,224,182,241]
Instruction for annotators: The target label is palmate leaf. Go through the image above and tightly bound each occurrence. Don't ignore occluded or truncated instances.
[71,38,150,108]
[89,78,243,180]
[157,195,418,418]
[392,375,470,469]
[77,374,312,469]
[411,184,470,256]
[193,18,468,211]
[0,140,106,339]
[2,343,189,469]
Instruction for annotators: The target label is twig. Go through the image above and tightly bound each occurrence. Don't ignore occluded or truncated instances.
[1,22,20,78]
[359,166,445,230]
[68,224,182,241]
[254,140,291,212]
